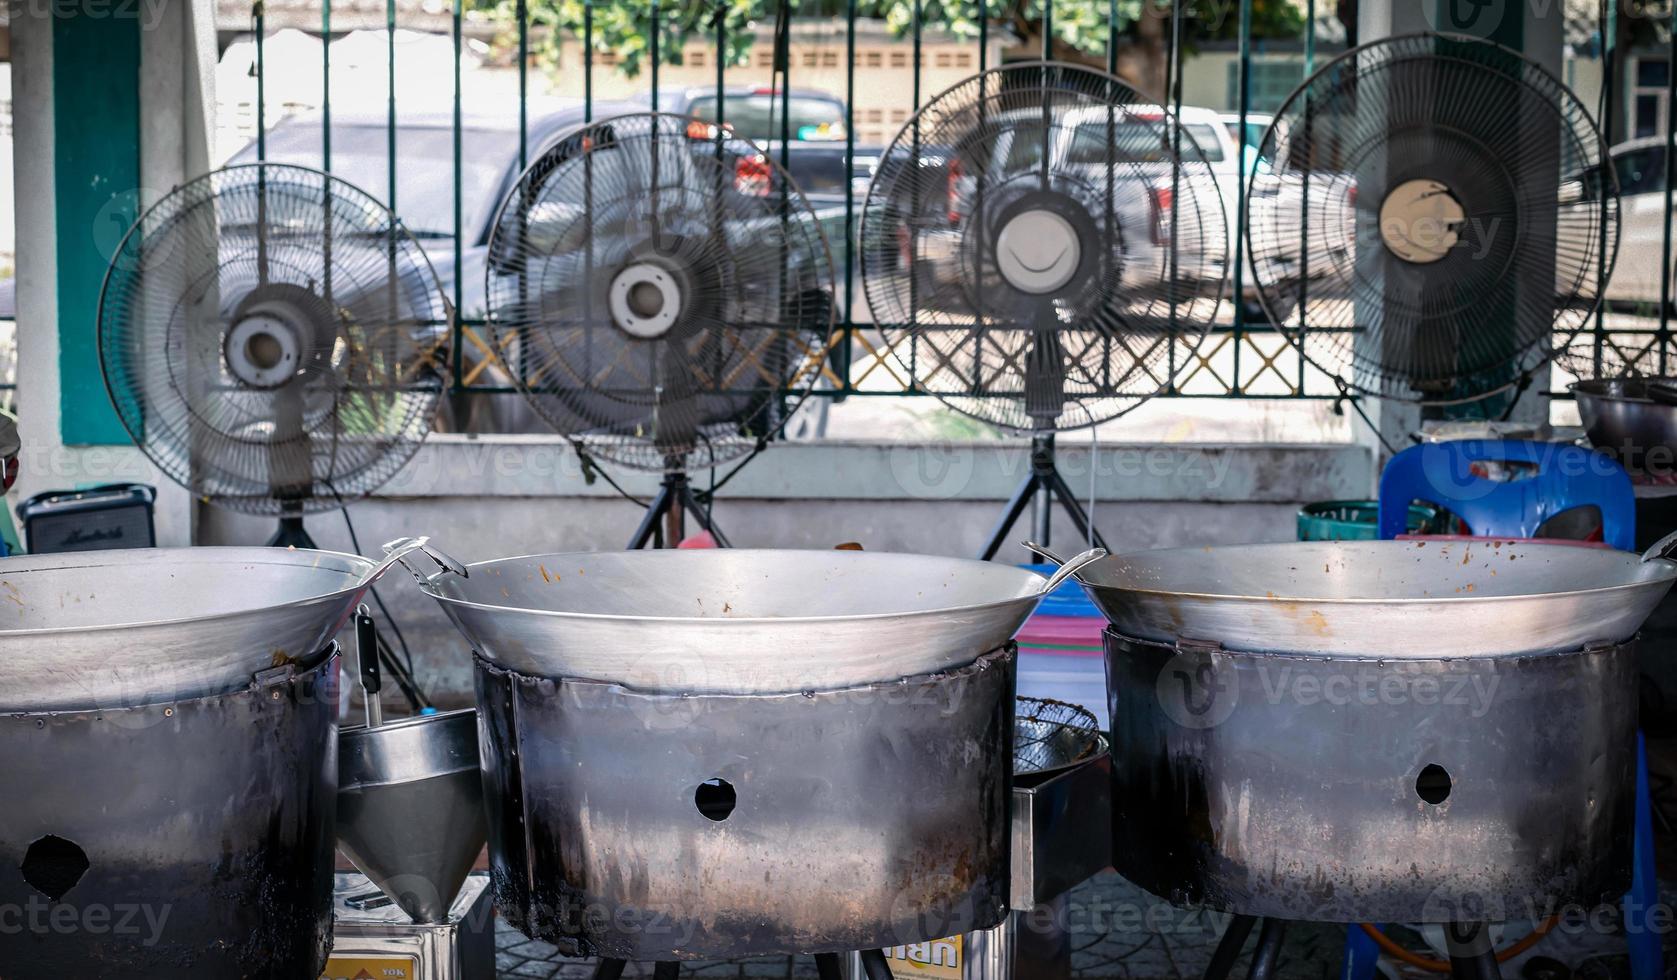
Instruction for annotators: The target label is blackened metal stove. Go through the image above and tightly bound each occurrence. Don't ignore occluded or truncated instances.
[1105,628,1638,924]
[473,645,1018,972]
[0,650,340,978]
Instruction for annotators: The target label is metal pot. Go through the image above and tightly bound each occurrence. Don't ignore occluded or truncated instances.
[409,547,1099,694]
[0,538,458,711]
[1029,537,1677,658]
[1572,377,1677,471]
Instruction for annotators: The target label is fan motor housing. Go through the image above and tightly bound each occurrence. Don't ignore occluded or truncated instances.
[224,282,340,390]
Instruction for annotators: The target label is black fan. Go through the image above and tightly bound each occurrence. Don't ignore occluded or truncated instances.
[860,62,1227,557]
[98,163,449,547]
[485,112,836,548]
[1246,32,1617,404]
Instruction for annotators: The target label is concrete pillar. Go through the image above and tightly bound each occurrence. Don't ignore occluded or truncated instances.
[1347,0,1571,462]
[10,0,214,547]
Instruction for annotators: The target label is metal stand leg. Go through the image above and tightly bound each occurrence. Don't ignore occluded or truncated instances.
[1444,923,1501,980]
[978,433,1110,559]
[591,959,628,980]
[1626,729,1663,980]
[266,514,316,549]
[628,472,730,549]
[1337,923,1382,980]
[652,962,681,980]
[628,484,676,549]
[1246,919,1287,980]
[814,953,845,980]
[1204,915,1258,980]
[858,949,895,980]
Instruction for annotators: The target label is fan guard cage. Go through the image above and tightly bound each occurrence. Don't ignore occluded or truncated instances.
[485,112,837,473]
[98,163,449,516]
[1246,32,1618,404]
[860,61,1228,433]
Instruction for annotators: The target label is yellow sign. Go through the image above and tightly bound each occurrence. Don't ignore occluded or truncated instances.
[319,955,418,980]
[881,936,962,980]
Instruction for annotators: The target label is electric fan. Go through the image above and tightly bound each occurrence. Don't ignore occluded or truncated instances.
[1245,32,1617,405]
[485,112,837,549]
[860,62,1227,559]
[98,163,449,547]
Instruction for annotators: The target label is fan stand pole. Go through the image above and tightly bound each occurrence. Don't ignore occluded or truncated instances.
[628,471,732,549]
[267,513,317,550]
[978,433,1107,560]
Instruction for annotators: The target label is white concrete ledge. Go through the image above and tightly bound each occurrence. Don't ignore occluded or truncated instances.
[372,436,1374,503]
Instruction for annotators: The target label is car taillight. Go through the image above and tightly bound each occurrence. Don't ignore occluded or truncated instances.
[945,157,964,225]
[735,153,771,197]
[1149,186,1174,245]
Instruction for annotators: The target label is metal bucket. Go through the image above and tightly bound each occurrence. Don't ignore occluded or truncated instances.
[474,646,1018,960]
[0,650,340,978]
[1103,627,1636,922]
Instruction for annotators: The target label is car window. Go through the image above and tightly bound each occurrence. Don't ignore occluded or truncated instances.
[232,123,521,240]
[687,95,847,142]
[1063,121,1226,164]
[1614,146,1667,197]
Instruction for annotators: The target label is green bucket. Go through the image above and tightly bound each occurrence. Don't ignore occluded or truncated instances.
[1297,500,1440,542]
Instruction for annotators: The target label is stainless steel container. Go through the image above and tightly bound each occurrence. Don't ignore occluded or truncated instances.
[1033,538,1677,659]
[473,646,1018,960]
[0,545,398,710]
[410,547,1097,694]
[1573,377,1677,471]
[0,651,340,978]
[1104,627,1636,921]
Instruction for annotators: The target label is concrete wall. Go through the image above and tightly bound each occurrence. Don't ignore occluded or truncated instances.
[200,437,1375,704]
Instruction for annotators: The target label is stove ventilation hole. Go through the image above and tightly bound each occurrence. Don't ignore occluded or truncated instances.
[21,835,89,900]
[1416,764,1452,805]
[695,778,737,821]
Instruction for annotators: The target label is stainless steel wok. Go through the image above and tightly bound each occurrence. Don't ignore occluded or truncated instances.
[1031,536,1677,658]
[1572,377,1677,471]
[0,539,457,710]
[409,547,1101,693]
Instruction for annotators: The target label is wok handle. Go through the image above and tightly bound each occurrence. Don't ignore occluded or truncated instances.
[375,536,470,585]
[1022,540,1066,565]
[1024,541,1106,594]
[1642,529,1677,564]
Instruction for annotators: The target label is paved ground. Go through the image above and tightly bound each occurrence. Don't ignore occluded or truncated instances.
[491,869,1658,979]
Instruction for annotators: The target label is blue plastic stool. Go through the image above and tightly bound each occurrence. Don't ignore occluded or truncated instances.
[1376,439,1634,550]
[1342,440,1657,980]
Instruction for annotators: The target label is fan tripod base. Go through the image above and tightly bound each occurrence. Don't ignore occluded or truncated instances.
[629,471,731,549]
[980,434,1108,560]
[267,515,316,549]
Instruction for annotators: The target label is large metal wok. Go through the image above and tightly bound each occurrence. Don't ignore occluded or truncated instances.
[411,547,1100,693]
[1572,377,1677,471]
[0,538,459,710]
[1030,536,1677,657]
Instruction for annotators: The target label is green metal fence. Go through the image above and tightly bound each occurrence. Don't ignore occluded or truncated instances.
[229,0,1677,410]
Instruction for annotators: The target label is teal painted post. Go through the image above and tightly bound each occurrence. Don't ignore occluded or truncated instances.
[54,12,140,445]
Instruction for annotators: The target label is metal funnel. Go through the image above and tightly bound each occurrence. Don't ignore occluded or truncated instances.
[337,708,487,923]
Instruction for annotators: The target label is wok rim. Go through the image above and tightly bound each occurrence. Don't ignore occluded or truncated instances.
[1086,539,1677,608]
[0,545,378,639]
[423,548,1052,626]
[1570,378,1677,406]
